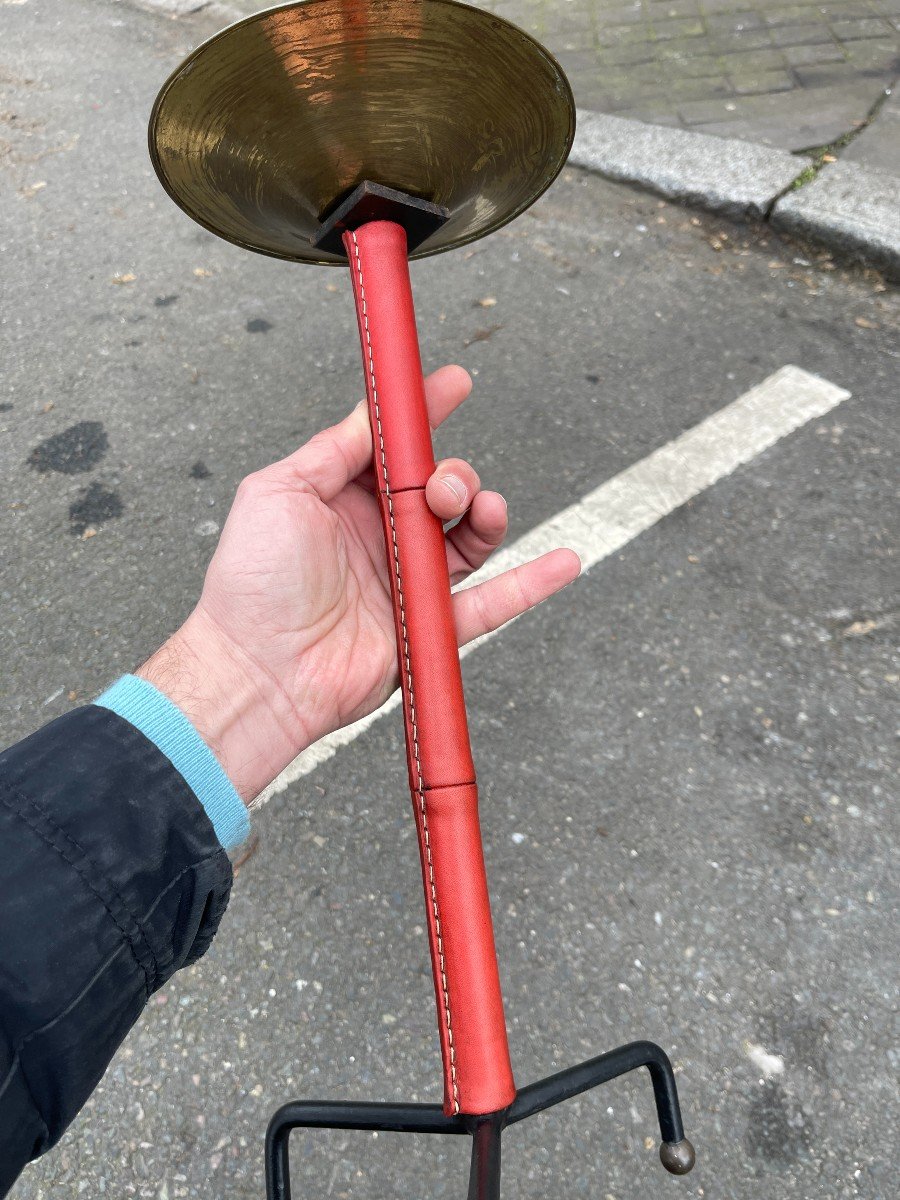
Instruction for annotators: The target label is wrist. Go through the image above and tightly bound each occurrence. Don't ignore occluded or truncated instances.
[137,609,309,803]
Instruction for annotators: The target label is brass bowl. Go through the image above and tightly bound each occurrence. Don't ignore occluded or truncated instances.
[148,0,575,265]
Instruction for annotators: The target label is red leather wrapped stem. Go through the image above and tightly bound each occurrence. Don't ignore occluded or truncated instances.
[343,221,516,1117]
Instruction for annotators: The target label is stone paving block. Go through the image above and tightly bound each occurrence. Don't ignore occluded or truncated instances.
[843,36,900,65]
[646,0,703,16]
[657,36,719,58]
[570,84,626,110]
[841,91,900,173]
[688,78,884,144]
[547,10,597,35]
[653,16,707,37]
[720,47,792,67]
[730,67,797,90]
[711,27,777,48]
[674,52,739,74]
[612,106,686,124]
[678,95,755,121]
[597,41,664,64]
[626,59,693,82]
[769,22,842,44]
[598,22,658,45]
[671,75,737,96]
[773,159,900,276]
[783,41,849,63]
[592,4,649,25]
[817,1,884,14]
[705,11,766,30]
[793,57,884,85]
[763,3,824,21]
[830,15,895,35]
[702,0,762,11]
[558,49,606,75]
[569,108,807,216]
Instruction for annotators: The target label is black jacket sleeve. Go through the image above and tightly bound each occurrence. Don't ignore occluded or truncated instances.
[0,704,233,1196]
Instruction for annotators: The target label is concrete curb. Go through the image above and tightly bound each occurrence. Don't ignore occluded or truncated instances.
[570,110,807,221]
[570,110,899,279]
[772,160,900,281]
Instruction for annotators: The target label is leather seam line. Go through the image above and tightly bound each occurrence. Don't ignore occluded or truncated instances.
[423,780,477,792]
[350,230,460,1116]
[378,483,427,495]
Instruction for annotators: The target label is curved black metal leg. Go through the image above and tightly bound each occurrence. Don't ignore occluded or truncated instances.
[264,1041,695,1198]
[507,1040,695,1176]
[265,1099,467,1200]
[264,1110,292,1200]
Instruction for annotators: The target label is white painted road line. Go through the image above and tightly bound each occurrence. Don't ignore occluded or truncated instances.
[253,365,850,807]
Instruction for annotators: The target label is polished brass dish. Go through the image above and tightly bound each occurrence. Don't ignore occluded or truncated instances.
[148,0,575,264]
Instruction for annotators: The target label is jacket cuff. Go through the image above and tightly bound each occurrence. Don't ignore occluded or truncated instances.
[95,675,250,851]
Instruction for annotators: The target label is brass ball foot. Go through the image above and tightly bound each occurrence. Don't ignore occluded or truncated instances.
[660,1138,696,1175]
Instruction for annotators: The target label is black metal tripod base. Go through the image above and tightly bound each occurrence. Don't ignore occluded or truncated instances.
[265,1040,695,1199]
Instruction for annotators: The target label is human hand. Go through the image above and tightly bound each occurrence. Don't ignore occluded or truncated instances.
[138,365,580,801]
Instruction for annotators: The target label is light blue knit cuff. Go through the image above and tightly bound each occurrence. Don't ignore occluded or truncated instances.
[95,674,250,851]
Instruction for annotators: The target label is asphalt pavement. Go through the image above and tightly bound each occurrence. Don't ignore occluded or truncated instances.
[2,2,899,1199]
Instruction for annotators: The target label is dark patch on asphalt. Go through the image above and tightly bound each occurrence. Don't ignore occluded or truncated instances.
[28,421,108,474]
[745,1081,814,1164]
[154,294,179,307]
[69,482,123,535]
[584,373,600,384]
[0,403,13,412]
[761,1003,832,1077]
[246,317,273,333]
[189,460,211,479]
[763,788,838,860]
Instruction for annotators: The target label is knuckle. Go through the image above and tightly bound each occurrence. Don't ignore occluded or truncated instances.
[236,471,262,499]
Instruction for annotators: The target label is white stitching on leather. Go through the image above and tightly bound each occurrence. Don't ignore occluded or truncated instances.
[349,231,460,1116]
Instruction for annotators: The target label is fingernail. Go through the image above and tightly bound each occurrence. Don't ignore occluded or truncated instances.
[441,474,467,507]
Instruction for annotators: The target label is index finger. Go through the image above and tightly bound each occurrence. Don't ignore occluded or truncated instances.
[271,364,472,500]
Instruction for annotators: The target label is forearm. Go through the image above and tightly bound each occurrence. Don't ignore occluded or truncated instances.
[0,705,233,1195]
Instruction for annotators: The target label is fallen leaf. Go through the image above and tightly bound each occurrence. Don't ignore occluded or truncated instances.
[475,296,497,308]
[193,267,212,278]
[822,153,837,163]
[841,618,877,638]
[81,526,97,540]
[111,272,135,285]
[19,180,46,198]
[854,316,876,329]
[464,323,503,347]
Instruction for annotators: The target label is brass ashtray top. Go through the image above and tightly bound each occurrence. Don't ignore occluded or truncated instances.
[149,0,575,264]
